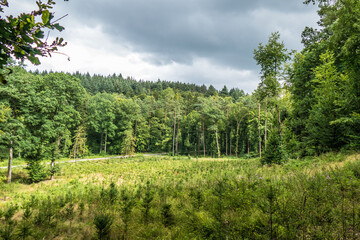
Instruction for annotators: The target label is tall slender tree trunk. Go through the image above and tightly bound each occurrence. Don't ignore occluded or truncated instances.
[197,131,200,156]
[229,129,232,156]
[276,104,282,135]
[236,122,240,157]
[149,111,151,129]
[100,132,103,153]
[248,138,250,160]
[104,132,108,154]
[225,131,228,156]
[265,107,268,149]
[226,111,229,156]
[73,140,78,162]
[258,103,262,158]
[172,112,176,156]
[51,137,61,180]
[7,139,13,183]
[215,129,220,158]
[50,161,55,180]
[203,119,206,158]
[176,118,180,154]
[148,111,152,152]
[134,120,138,136]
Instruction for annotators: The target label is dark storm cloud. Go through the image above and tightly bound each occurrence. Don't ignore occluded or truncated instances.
[58,0,318,70]
[11,0,319,92]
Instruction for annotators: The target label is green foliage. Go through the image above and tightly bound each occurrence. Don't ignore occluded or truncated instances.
[48,163,60,176]
[26,160,47,183]
[94,213,113,240]
[141,181,154,224]
[108,182,118,205]
[254,32,289,102]
[121,129,136,155]
[305,50,347,154]
[34,197,56,226]
[0,205,18,240]
[0,0,67,79]
[71,125,88,159]
[1,0,360,184]
[161,203,175,227]
[262,128,283,165]
[119,188,135,238]
[0,154,360,238]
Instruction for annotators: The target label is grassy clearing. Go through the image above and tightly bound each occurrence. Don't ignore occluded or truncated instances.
[0,152,360,239]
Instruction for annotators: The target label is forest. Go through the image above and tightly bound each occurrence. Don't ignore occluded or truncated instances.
[2,0,360,180]
[0,0,360,239]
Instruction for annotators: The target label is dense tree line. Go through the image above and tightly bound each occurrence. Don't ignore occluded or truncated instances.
[287,0,360,156]
[1,0,360,182]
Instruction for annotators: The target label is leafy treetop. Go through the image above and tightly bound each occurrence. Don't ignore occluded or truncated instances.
[0,0,67,82]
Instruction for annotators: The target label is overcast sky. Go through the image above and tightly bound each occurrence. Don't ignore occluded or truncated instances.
[9,0,319,93]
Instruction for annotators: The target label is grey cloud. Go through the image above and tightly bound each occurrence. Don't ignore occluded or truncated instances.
[14,0,319,92]
[57,0,318,70]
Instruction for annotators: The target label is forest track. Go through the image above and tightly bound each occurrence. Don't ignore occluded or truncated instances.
[0,153,168,169]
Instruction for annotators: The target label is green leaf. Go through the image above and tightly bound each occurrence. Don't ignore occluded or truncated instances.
[34,30,44,39]
[14,46,25,55]
[27,55,41,65]
[42,10,50,24]
[53,23,65,32]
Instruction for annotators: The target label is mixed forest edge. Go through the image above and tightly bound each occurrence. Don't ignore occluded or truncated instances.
[0,0,360,238]
[1,0,360,184]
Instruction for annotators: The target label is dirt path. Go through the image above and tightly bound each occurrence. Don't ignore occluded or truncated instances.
[0,153,167,169]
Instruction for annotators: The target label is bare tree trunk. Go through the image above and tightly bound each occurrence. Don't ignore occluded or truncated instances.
[225,131,228,156]
[104,132,108,154]
[203,119,206,158]
[51,161,55,180]
[197,131,200,156]
[7,139,13,183]
[73,140,78,162]
[215,129,220,158]
[236,122,240,158]
[149,111,151,129]
[277,104,282,135]
[51,137,61,180]
[226,110,229,156]
[100,132,103,153]
[248,138,250,160]
[229,129,232,156]
[265,107,268,149]
[172,112,176,156]
[258,103,262,158]
[176,118,179,154]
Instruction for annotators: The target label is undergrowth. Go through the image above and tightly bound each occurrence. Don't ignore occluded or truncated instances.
[0,152,359,239]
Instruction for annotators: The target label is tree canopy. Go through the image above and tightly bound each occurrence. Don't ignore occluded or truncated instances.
[0,0,67,82]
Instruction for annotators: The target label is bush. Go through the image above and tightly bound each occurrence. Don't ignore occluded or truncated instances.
[94,213,113,240]
[26,160,48,183]
[262,128,283,165]
[161,203,174,227]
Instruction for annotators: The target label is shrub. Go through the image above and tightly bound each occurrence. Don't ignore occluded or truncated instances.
[262,128,283,165]
[26,160,47,183]
[161,203,175,227]
[94,213,113,240]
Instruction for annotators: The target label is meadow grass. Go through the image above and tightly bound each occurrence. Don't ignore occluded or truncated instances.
[0,152,360,239]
